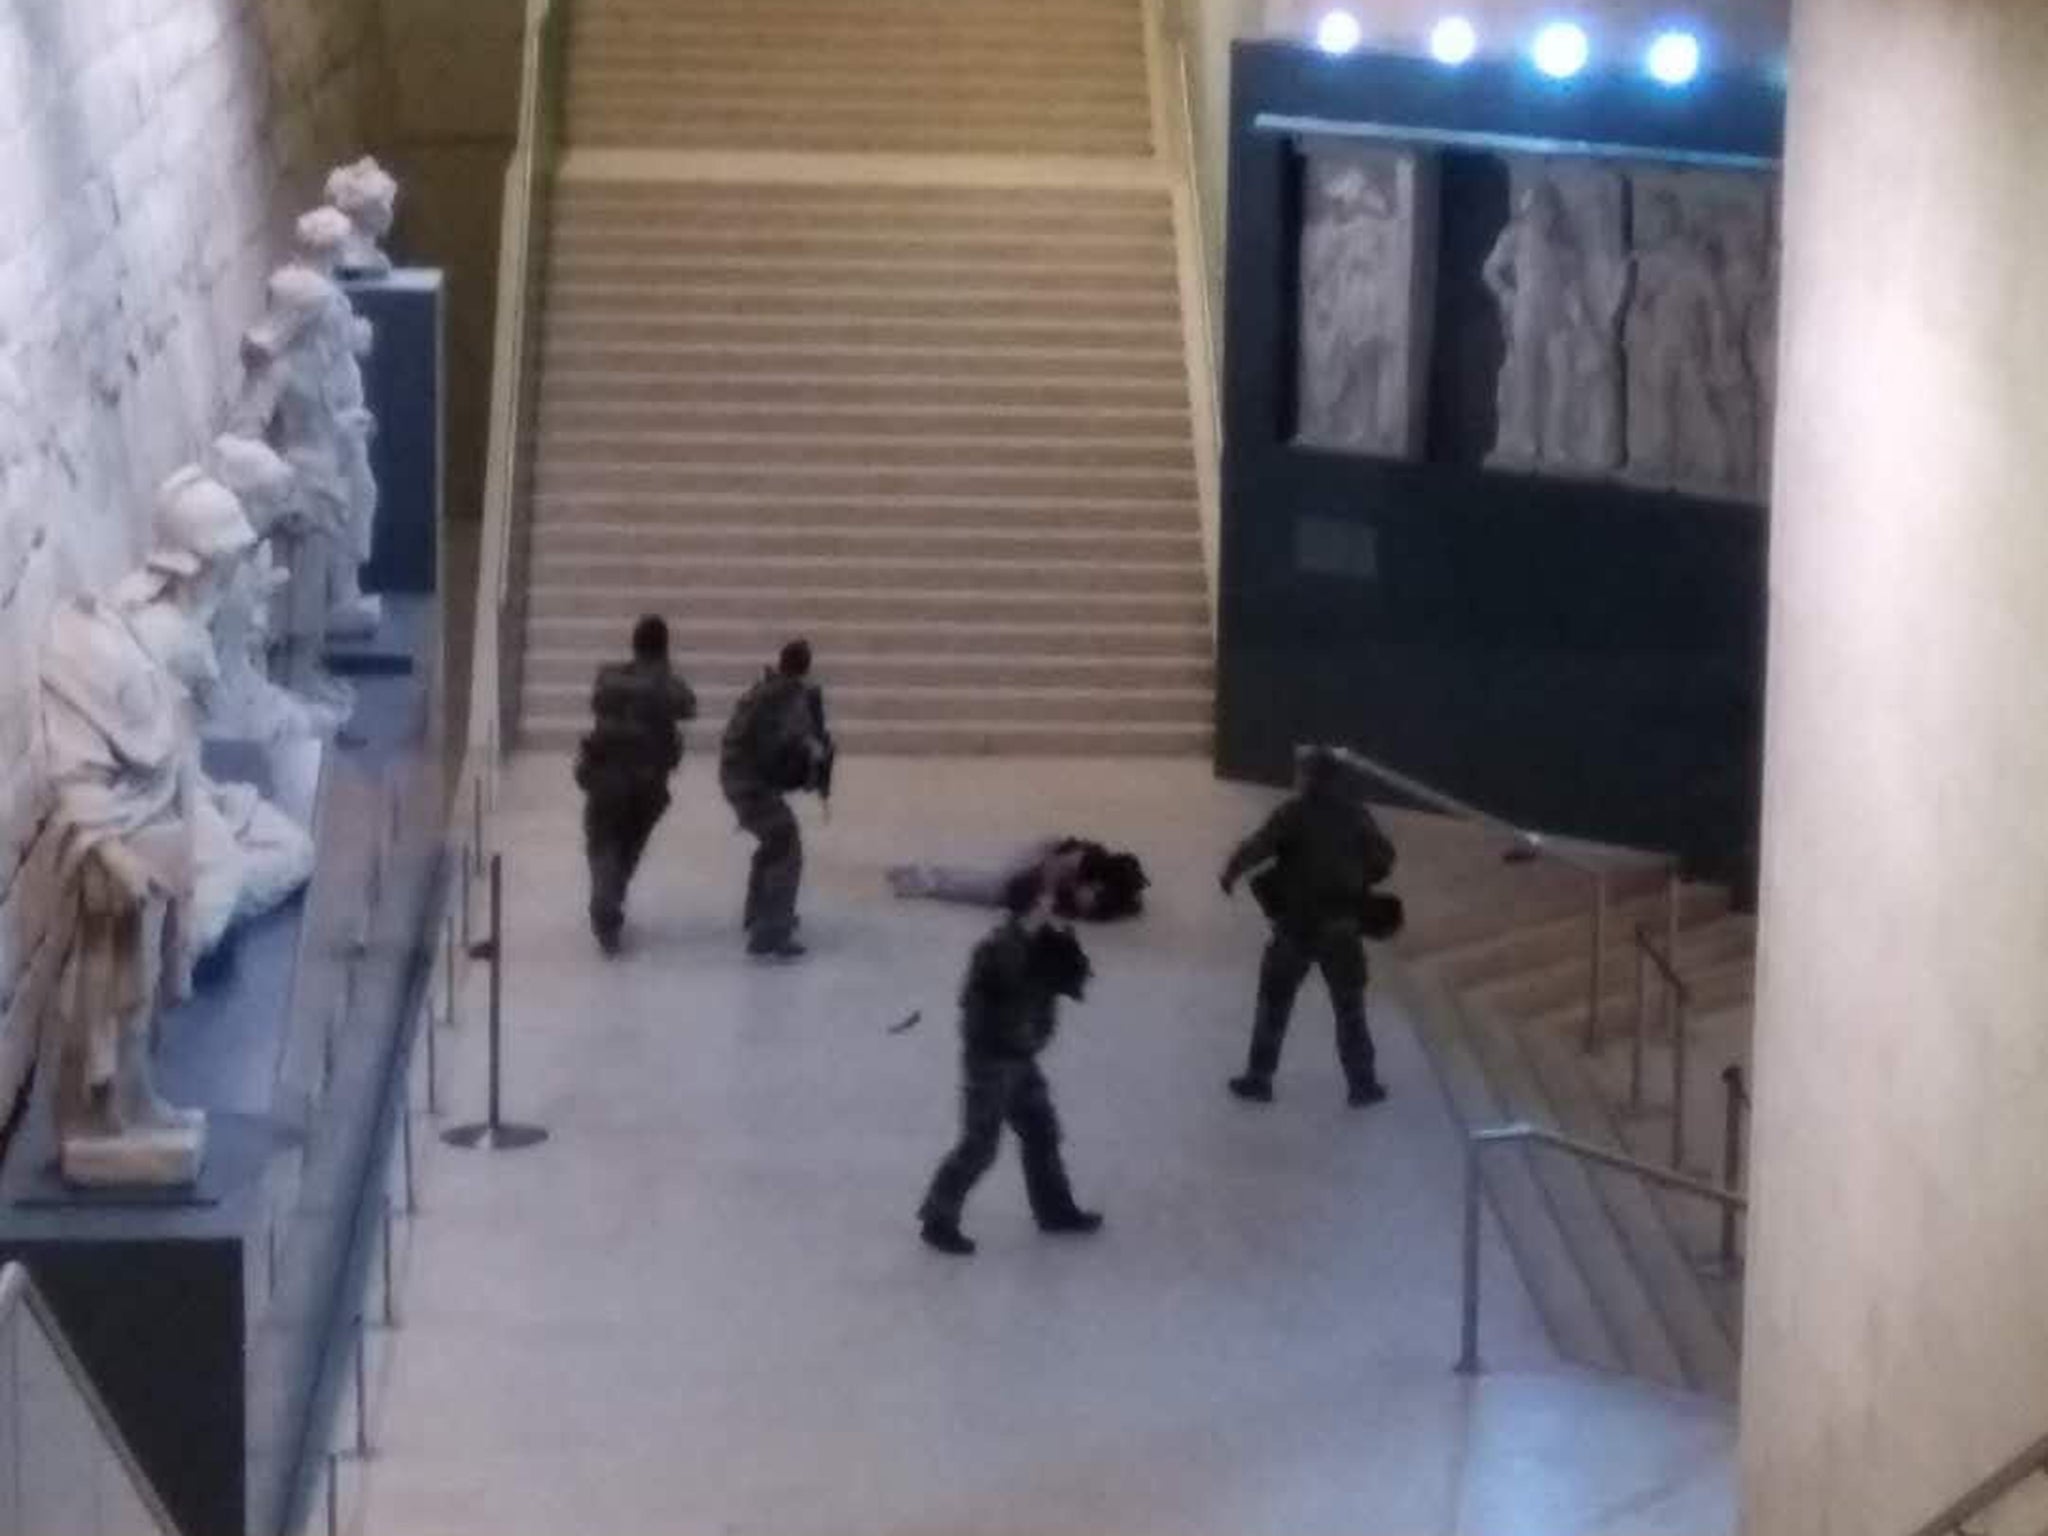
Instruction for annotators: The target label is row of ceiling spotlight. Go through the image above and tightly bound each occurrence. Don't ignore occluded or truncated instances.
[1313,12,1706,85]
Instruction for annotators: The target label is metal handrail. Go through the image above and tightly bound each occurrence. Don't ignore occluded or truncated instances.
[1717,1064,1748,1268]
[1633,924,1690,999]
[1631,924,1695,1168]
[0,1262,182,1534]
[461,0,568,835]
[1326,746,1680,1056]
[1456,1123,1746,1375]
[1904,1433,2048,1536]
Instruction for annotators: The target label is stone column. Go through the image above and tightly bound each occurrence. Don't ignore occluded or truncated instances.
[1740,4,2048,1533]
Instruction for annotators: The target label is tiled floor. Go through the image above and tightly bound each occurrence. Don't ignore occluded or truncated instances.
[359,755,1734,1536]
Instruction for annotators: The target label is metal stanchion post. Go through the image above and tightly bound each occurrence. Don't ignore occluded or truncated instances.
[400,1086,418,1214]
[1630,944,1648,1111]
[1582,873,1608,1054]
[1670,992,1691,1171]
[326,1453,340,1536]
[1456,1141,1482,1375]
[381,1202,397,1327]
[1719,1066,1745,1269]
[352,1319,370,1457]
[444,854,549,1152]
[443,910,458,1030]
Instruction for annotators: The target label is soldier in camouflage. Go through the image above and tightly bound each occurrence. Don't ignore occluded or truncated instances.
[574,615,696,955]
[917,867,1103,1257]
[1219,745,1396,1107]
[718,639,829,960]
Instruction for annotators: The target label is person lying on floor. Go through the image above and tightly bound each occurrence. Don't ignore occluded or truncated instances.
[887,837,1148,922]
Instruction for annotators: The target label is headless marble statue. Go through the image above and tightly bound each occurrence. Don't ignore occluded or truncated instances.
[324,156,399,279]
[40,595,206,1186]
[111,470,315,986]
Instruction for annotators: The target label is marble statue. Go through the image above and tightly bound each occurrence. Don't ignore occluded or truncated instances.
[323,156,399,278]
[1621,170,1780,500]
[1297,148,1426,457]
[40,593,206,1186]
[203,433,343,742]
[1741,238,1779,490]
[1484,168,1628,474]
[234,260,381,645]
[1625,186,1732,489]
[112,470,315,981]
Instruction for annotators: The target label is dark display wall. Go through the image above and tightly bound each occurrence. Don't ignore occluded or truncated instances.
[1215,42,1784,880]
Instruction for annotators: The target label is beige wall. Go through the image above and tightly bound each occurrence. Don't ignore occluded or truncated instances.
[1740,3,2048,1533]
[374,0,525,532]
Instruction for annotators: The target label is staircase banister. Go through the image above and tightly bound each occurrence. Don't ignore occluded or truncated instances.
[464,0,568,819]
[1632,923,1693,1003]
[1903,1434,2048,1536]
[1317,745,1653,881]
[1471,1122,1747,1211]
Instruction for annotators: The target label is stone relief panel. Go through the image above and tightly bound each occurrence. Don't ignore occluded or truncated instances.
[1623,167,1778,500]
[1484,159,1630,477]
[1295,145,1435,459]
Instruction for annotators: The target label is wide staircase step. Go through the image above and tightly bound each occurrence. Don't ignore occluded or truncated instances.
[566,0,1153,154]
[521,138,1207,757]
[1382,811,1753,1397]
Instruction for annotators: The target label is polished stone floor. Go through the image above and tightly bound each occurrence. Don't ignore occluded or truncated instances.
[358,755,1734,1536]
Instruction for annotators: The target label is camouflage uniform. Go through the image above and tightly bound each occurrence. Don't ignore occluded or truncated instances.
[718,671,820,951]
[918,918,1086,1229]
[575,658,695,949]
[1220,777,1396,1096]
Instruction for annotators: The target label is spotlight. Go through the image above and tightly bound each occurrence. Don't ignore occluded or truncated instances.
[1315,9,1363,55]
[1645,29,1702,86]
[1430,16,1479,65]
[1530,20,1590,79]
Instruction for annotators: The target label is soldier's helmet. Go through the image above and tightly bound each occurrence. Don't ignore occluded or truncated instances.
[149,467,257,578]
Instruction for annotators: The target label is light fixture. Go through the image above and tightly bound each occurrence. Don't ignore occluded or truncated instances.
[1645,29,1702,86]
[1430,16,1479,66]
[1530,20,1591,79]
[1315,9,1363,55]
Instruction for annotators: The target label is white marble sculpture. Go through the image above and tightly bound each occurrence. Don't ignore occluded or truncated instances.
[290,211,383,638]
[203,433,343,742]
[40,594,206,1186]
[1624,170,1778,500]
[1625,186,1731,489]
[323,156,399,278]
[1484,166,1629,474]
[112,470,316,981]
[235,261,381,651]
[1297,148,1431,457]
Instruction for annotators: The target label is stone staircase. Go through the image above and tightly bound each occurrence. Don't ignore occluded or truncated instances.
[564,0,1156,157]
[1377,809,1759,1399]
[516,0,1211,755]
